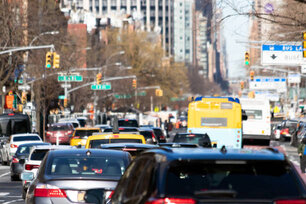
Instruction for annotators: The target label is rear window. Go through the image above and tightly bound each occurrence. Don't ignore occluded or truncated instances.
[90,139,143,148]
[173,134,208,144]
[118,120,138,128]
[47,156,129,177]
[13,136,41,142]
[16,146,30,154]
[153,129,163,137]
[75,130,100,138]
[118,128,138,132]
[166,160,303,199]
[140,131,153,139]
[49,125,71,131]
[201,118,227,127]
[245,109,262,120]
[30,149,49,160]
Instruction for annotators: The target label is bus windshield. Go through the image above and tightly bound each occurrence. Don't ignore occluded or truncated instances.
[0,114,31,136]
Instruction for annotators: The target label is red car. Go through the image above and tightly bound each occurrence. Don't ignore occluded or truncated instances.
[45,123,74,144]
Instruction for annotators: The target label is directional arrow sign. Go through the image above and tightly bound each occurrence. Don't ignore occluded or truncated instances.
[262,44,303,65]
[91,84,111,90]
[58,75,83,82]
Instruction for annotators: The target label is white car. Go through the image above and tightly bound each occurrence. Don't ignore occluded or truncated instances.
[22,145,74,199]
[2,133,42,164]
[58,118,80,128]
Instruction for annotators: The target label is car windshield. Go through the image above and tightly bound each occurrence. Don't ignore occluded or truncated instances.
[153,129,164,137]
[173,134,206,144]
[48,125,70,131]
[166,160,302,199]
[30,149,49,160]
[118,120,138,127]
[47,156,128,177]
[13,136,41,142]
[75,130,100,138]
[90,139,143,148]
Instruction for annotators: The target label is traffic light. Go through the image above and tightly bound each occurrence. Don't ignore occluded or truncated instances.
[53,52,60,68]
[155,89,163,97]
[64,98,68,108]
[303,31,306,58]
[96,73,102,85]
[21,92,27,104]
[250,70,255,81]
[240,81,244,90]
[245,52,250,65]
[132,79,137,89]
[45,51,53,68]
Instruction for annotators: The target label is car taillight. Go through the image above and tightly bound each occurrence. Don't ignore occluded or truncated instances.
[66,131,73,135]
[34,184,67,198]
[73,136,80,139]
[105,190,114,199]
[12,157,19,163]
[275,200,306,204]
[25,164,40,171]
[145,198,196,204]
[46,131,52,135]
[10,144,18,148]
[160,135,165,139]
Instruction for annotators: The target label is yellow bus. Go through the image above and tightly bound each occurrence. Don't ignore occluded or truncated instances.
[187,97,245,149]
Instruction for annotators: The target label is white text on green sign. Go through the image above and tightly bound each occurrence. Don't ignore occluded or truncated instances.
[91,84,111,90]
[58,75,83,82]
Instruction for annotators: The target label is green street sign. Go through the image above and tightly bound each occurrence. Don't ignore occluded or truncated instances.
[58,75,83,82]
[58,95,66,99]
[91,84,111,90]
[114,94,132,99]
[138,91,146,96]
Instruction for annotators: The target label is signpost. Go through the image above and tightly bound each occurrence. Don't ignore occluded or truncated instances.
[58,75,83,82]
[58,95,66,99]
[261,44,303,65]
[91,84,111,90]
[60,83,71,88]
[249,77,287,93]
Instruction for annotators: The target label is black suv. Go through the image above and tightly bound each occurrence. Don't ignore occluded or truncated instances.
[111,147,306,204]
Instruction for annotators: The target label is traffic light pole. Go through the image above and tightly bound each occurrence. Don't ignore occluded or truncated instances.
[0,45,55,55]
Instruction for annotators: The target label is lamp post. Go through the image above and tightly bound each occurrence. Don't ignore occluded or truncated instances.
[29,31,59,46]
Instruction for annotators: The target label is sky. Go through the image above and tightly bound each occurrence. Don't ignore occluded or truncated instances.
[220,0,252,78]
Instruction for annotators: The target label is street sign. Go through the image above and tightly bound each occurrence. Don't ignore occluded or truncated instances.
[60,83,71,88]
[18,84,30,91]
[58,95,66,99]
[249,77,286,93]
[91,84,111,90]
[114,94,132,99]
[58,75,83,82]
[261,44,303,65]
[288,73,301,83]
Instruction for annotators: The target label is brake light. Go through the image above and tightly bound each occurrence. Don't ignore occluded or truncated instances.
[119,128,124,130]
[275,200,306,204]
[8,113,14,116]
[145,198,196,204]
[10,144,18,148]
[34,184,67,198]
[46,131,52,135]
[12,157,19,163]
[105,190,114,199]
[113,135,119,138]
[188,134,195,137]
[66,131,73,135]
[25,164,40,171]
[125,119,129,121]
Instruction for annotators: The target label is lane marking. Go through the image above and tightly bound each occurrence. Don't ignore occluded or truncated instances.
[0,193,9,197]
[3,198,23,204]
[0,172,10,178]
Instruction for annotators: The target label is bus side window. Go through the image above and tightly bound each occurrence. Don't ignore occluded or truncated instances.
[242,110,248,121]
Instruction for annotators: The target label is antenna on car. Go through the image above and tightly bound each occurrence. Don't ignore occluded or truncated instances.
[113,116,119,134]
[220,145,227,153]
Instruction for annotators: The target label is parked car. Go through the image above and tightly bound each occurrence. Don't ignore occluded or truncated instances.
[151,127,166,143]
[45,123,74,145]
[1,133,42,165]
[139,127,157,144]
[58,118,80,128]
[10,142,50,181]
[291,119,306,147]
[22,148,131,203]
[100,143,157,159]
[173,133,212,147]
[22,145,73,199]
[70,127,101,147]
[85,133,146,149]
[112,147,306,204]
[279,119,298,141]
[118,119,139,128]
[272,124,282,140]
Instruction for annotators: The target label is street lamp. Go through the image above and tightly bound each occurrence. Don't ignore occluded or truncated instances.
[105,50,125,65]
[29,31,60,46]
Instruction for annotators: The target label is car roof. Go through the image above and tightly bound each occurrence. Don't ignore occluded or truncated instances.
[48,148,130,157]
[175,133,208,136]
[59,118,79,122]
[101,143,157,149]
[88,133,145,140]
[118,118,137,121]
[139,127,154,131]
[31,145,75,151]
[11,133,39,137]
[51,123,72,126]
[144,148,285,161]
[159,143,200,148]
[18,142,50,147]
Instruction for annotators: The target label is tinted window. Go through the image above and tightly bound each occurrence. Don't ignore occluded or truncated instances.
[16,146,30,154]
[110,139,142,144]
[166,160,302,199]
[119,128,138,132]
[13,136,41,142]
[13,120,29,134]
[140,131,153,139]
[75,130,100,138]
[47,156,128,177]
[30,149,49,160]
[90,139,109,148]
[71,123,79,128]
[0,116,30,136]
[77,119,86,127]
[48,125,71,131]
[104,128,112,132]
[118,120,138,128]
[173,134,208,144]
[153,129,163,137]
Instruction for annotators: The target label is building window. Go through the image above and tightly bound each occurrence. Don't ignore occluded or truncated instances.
[186,49,190,54]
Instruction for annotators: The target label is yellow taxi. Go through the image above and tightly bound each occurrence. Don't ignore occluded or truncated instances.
[85,133,146,149]
[70,127,101,146]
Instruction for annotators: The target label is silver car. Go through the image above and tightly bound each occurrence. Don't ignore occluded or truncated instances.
[22,148,131,204]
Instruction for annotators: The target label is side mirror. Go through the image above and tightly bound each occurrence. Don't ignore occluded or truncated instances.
[20,172,34,181]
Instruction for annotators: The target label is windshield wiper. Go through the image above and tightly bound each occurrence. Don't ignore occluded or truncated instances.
[194,190,237,198]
